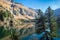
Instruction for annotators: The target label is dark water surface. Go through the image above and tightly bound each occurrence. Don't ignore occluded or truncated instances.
[21,32,60,40]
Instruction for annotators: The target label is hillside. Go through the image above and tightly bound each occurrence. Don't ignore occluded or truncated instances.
[54,8,60,17]
[0,0,37,20]
[0,0,37,32]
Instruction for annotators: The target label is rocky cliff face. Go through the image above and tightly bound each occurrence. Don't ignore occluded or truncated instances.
[0,0,37,30]
[0,0,37,20]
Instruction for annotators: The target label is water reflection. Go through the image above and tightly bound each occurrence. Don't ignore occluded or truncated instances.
[0,22,60,40]
[20,32,60,40]
[18,22,60,40]
[18,22,35,38]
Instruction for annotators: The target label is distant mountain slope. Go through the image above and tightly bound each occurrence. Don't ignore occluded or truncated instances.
[54,8,60,17]
[0,0,37,20]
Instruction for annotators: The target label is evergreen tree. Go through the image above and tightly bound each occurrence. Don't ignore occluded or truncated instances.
[35,9,45,34]
[0,26,11,39]
[45,6,58,39]
[0,9,11,21]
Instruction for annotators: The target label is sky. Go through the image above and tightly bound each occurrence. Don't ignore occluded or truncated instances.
[14,0,60,12]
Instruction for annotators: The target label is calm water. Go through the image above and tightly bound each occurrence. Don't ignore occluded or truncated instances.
[21,32,60,40]
[18,23,60,40]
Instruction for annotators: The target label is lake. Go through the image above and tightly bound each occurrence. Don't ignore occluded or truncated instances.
[21,32,60,40]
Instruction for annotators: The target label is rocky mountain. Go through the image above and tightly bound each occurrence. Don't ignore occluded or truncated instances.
[0,0,37,20]
[0,0,37,30]
[54,8,60,17]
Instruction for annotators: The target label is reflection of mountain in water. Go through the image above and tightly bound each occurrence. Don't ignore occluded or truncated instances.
[18,22,35,29]
[18,22,35,38]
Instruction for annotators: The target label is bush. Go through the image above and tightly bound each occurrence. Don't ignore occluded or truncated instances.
[0,26,11,39]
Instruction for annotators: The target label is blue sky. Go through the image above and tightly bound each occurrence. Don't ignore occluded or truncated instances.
[14,0,60,12]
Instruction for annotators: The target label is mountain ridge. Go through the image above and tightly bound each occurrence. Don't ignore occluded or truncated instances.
[0,0,37,29]
[0,0,37,20]
[54,8,60,17]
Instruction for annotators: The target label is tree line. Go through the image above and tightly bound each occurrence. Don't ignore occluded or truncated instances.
[35,6,59,40]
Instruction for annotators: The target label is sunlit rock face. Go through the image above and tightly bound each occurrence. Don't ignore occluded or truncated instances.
[0,0,37,20]
[0,0,37,31]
